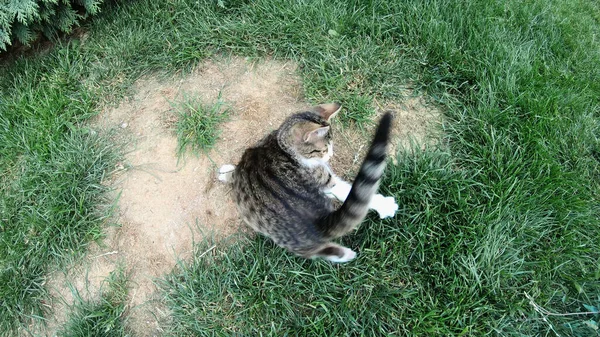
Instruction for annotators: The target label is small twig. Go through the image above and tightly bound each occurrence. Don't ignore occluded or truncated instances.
[91,251,119,259]
[198,245,217,259]
[352,144,365,166]
[525,292,600,317]
[129,288,137,308]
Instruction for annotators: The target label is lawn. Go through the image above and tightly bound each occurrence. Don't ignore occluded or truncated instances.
[1,0,599,336]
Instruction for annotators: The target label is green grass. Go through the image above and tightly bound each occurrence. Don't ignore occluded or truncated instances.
[0,53,118,332]
[1,0,599,335]
[57,267,130,337]
[171,95,230,158]
[161,149,600,336]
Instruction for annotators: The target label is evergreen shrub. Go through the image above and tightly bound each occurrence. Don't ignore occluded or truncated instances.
[0,0,103,51]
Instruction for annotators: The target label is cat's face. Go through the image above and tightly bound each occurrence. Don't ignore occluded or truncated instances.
[294,123,333,161]
[288,103,341,162]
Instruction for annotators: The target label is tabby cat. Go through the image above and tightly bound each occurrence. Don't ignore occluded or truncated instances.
[218,103,398,263]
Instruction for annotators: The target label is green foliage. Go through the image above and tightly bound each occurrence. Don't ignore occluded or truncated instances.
[0,0,104,51]
[58,267,130,337]
[171,95,231,158]
[0,44,118,334]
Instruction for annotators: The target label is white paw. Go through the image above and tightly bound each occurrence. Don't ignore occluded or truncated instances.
[325,247,357,263]
[370,194,398,219]
[218,164,235,182]
[327,180,352,201]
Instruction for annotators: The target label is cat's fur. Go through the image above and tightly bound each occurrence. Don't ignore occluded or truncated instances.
[218,103,398,262]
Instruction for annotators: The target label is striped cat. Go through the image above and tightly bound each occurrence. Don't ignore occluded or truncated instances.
[218,103,397,263]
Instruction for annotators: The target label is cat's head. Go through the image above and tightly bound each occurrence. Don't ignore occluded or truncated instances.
[279,103,341,162]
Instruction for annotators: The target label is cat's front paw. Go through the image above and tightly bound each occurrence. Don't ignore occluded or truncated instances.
[218,164,236,183]
[370,195,398,219]
[324,247,357,263]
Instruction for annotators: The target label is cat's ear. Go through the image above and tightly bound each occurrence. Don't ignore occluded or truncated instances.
[303,126,330,143]
[315,103,341,122]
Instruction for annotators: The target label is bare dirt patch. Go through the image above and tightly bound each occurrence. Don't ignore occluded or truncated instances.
[42,56,441,336]
[331,95,442,177]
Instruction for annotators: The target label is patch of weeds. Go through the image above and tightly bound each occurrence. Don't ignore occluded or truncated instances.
[58,267,130,337]
[0,42,120,334]
[0,131,118,334]
[170,94,231,158]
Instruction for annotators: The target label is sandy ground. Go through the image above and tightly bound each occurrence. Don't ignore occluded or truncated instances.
[38,56,441,337]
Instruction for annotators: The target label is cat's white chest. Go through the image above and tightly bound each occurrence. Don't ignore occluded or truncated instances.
[300,157,333,175]
[300,157,326,168]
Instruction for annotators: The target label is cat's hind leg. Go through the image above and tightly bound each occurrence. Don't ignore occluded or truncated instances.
[311,243,357,263]
[217,164,236,183]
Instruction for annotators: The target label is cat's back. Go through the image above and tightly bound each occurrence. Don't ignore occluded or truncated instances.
[233,132,332,236]
[237,131,283,172]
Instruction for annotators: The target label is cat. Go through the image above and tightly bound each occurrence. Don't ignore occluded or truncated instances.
[217,103,398,263]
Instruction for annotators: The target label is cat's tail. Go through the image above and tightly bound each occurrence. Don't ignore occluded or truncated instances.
[318,112,393,239]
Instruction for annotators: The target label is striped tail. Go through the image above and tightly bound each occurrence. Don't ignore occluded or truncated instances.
[318,112,393,239]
